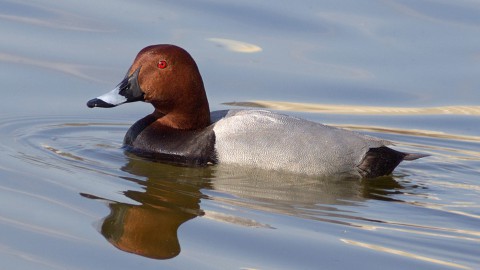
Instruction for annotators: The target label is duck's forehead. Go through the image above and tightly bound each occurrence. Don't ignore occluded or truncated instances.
[140,49,179,63]
[136,49,163,62]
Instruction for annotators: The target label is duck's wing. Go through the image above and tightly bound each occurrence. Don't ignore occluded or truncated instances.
[212,110,390,176]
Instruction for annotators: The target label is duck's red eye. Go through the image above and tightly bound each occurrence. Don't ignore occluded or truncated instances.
[157,60,167,69]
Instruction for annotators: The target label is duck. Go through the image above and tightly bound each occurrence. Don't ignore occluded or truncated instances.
[87,44,425,178]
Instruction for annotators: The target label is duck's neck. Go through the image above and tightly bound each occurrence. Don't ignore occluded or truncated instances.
[151,98,211,130]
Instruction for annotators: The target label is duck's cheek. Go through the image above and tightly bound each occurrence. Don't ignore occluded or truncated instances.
[142,94,153,103]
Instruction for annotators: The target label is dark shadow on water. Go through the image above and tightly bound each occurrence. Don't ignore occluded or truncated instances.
[360,176,405,202]
[82,155,413,260]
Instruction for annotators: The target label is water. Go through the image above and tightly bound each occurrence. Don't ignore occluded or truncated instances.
[1,0,479,269]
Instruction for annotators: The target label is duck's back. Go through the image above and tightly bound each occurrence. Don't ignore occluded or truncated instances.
[212,110,390,176]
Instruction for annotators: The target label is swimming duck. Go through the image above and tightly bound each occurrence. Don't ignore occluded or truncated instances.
[87,44,425,178]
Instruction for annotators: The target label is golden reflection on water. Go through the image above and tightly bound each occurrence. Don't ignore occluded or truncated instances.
[340,239,472,270]
[333,125,480,161]
[207,38,263,53]
[335,124,480,143]
[407,200,480,221]
[225,100,480,115]
[348,217,480,241]
[203,211,274,229]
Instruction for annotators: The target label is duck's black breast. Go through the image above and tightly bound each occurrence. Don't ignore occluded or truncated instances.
[123,114,217,166]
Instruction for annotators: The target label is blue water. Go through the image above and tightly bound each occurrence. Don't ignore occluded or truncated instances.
[0,0,479,269]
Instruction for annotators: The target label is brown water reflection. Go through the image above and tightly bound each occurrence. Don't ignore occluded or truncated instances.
[82,155,410,260]
[82,158,211,259]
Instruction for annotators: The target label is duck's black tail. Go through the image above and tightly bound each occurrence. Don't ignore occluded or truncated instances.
[356,146,427,178]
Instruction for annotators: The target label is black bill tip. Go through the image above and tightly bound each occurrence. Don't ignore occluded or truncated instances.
[87,98,116,108]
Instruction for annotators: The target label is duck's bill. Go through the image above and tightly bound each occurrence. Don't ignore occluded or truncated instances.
[87,67,144,108]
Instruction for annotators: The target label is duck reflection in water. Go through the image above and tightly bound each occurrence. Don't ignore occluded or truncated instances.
[82,155,410,260]
[83,156,212,259]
